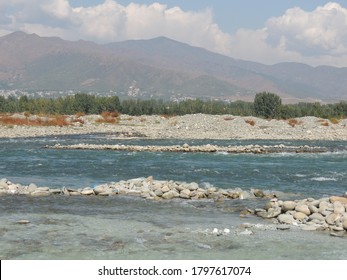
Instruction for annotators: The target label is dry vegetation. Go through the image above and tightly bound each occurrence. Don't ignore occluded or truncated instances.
[224,116,234,121]
[288,118,303,127]
[317,119,330,126]
[96,111,120,124]
[0,113,69,127]
[245,119,256,126]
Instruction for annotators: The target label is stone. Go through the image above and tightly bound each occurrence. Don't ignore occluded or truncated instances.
[161,185,170,193]
[342,219,347,231]
[31,191,51,197]
[17,220,30,224]
[295,204,311,216]
[69,191,81,196]
[308,204,319,213]
[94,185,109,194]
[81,189,95,195]
[154,189,163,197]
[294,212,308,221]
[8,184,18,191]
[127,190,142,196]
[37,187,50,192]
[325,213,341,225]
[330,196,347,205]
[278,214,295,224]
[162,190,179,199]
[179,189,191,199]
[309,213,325,222]
[256,207,281,219]
[50,189,62,194]
[27,183,37,193]
[187,182,199,191]
[252,189,265,198]
[282,201,297,212]
[333,201,346,214]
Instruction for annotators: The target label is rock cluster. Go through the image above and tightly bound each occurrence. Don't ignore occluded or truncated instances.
[0,177,271,201]
[255,196,347,233]
[46,143,329,154]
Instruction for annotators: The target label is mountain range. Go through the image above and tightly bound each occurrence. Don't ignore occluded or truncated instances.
[1,31,347,103]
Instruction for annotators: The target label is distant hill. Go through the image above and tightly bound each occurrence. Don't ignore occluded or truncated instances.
[1,31,347,102]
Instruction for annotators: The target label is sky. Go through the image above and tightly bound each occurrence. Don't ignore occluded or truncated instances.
[1,0,347,67]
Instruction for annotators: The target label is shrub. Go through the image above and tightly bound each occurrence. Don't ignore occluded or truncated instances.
[329,118,340,124]
[254,92,282,119]
[245,119,256,126]
[288,118,302,127]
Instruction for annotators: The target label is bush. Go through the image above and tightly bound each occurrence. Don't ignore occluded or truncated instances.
[254,92,282,119]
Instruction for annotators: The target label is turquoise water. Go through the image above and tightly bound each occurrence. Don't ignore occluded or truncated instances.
[1,135,346,197]
[0,135,347,259]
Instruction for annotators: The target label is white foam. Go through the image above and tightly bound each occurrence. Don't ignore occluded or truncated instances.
[311,177,337,182]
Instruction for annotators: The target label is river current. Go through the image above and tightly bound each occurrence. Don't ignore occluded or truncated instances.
[0,135,347,259]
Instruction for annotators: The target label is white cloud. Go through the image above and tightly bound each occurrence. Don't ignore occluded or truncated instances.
[225,2,347,67]
[0,0,232,57]
[1,1,347,67]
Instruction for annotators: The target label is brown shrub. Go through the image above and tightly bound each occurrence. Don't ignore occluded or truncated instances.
[0,114,69,127]
[97,111,120,124]
[329,118,340,124]
[288,118,303,127]
[245,119,256,126]
[75,112,85,118]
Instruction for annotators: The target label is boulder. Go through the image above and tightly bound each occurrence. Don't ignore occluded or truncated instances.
[277,214,295,224]
[308,204,319,214]
[179,189,191,199]
[154,189,163,197]
[282,201,297,212]
[27,183,38,193]
[342,219,347,231]
[252,189,265,198]
[162,190,179,199]
[31,191,51,197]
[161,185,170,193]
[295,204,311,216]
[256,207,281,219]
[309,213,325,222]
[330,196,347,205]
[187,182,199,191]
[81,189,95,195]
[294,211,308,221]
[333,201,346,214]
[325,213,341,225]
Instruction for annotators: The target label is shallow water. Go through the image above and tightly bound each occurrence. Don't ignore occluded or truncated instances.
[0,135,347,259]
[1,195,346,260]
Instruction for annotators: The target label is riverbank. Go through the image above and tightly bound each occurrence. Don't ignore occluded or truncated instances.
[1,113,347,140]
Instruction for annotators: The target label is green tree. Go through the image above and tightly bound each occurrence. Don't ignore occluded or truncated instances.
[254,92,282,119]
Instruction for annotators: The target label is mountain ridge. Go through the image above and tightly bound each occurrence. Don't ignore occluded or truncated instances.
[1,31,346,102]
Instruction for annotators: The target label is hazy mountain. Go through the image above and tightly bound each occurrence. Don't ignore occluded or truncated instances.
[1,31,347,102]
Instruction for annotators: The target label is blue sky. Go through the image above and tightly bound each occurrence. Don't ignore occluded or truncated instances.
[1,1,347,66]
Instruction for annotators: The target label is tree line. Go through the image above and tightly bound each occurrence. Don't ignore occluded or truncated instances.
[0,92,347,119]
